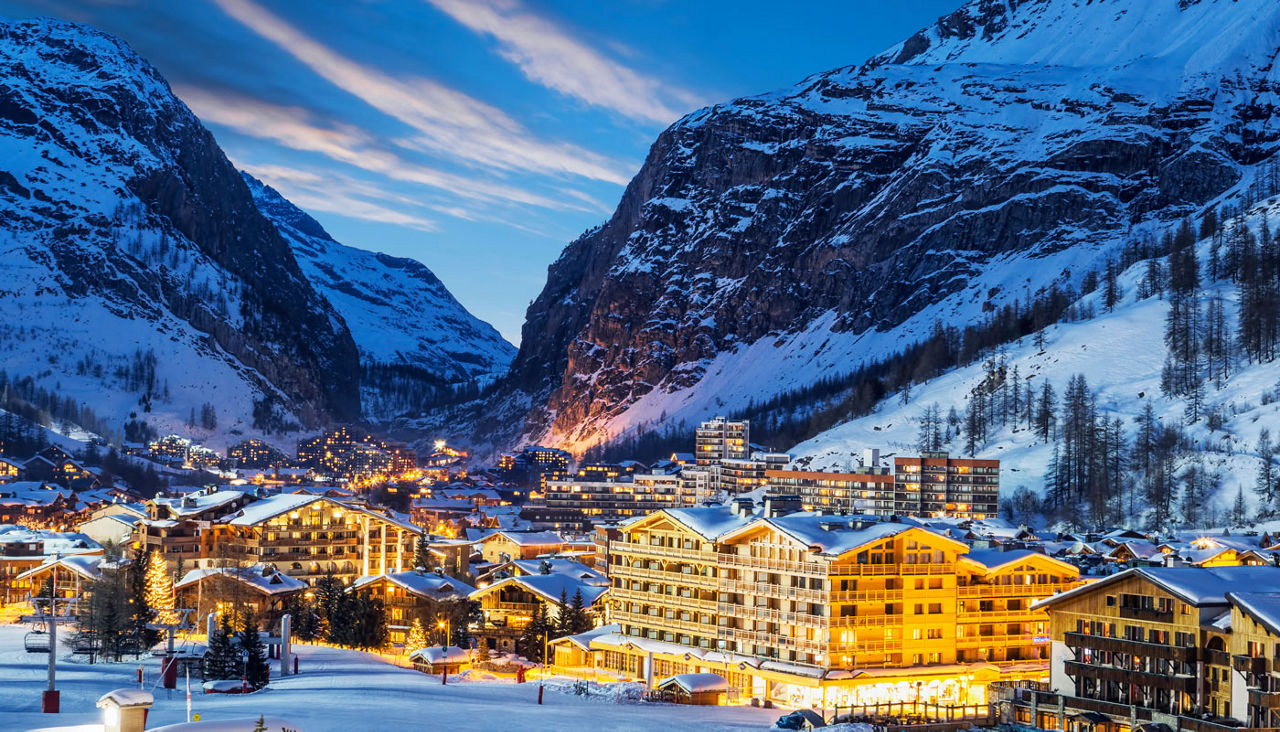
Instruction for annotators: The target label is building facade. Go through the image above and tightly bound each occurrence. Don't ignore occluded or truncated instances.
[602,506,1080,708]
[695,418,750,466]
[766,468,894,516]
[893,452,999,519]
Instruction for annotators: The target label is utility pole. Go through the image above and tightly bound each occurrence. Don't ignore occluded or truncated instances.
[21,594,78,713]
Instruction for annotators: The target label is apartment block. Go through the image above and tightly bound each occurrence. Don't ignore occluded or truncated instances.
[695,417,750,466]
[765,467,894,515]
[894,452,999,519]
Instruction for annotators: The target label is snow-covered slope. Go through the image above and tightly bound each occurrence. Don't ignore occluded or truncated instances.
[0,18,361,445]
[793,191,1280,527]
[243,174,515,420]
[481,0,1280,456]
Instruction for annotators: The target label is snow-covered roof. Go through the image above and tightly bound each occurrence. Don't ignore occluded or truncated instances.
[490,530,565,546]
[1037,566,1280,610]
[963,548,1074,574]
[472,573,608,607]
[1228,592,1280,636]
[507,558,606,584]
[97,688,153,708]
[352,571,474,599]
[0,526,101,556]
[18,553,110,582]
[175,564,306,595]
[657,672,728,694]
[549,623,620,651]
[409,645,470,664]
[651,505,753,539]
[731,515,953,557]
[152,488,245,518]
[219,494,419,533]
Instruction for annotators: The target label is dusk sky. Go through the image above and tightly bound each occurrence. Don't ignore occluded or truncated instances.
[0,0,959,343]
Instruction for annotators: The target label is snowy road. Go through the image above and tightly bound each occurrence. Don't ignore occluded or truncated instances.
[0,626,780,731]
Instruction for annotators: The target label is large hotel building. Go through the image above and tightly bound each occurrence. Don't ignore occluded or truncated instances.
[582,504,1081,709]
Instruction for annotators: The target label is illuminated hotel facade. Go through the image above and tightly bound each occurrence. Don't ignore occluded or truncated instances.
[593,505,1082,708]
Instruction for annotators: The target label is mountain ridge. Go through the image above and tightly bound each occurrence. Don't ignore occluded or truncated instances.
[463,0,1280,457]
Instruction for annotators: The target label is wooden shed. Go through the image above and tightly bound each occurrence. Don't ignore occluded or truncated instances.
[655,672,729,705]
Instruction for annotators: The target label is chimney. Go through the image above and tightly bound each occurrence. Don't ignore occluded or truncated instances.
[733,498,755,518]
[764,495,801,518]
[862,448,880,468]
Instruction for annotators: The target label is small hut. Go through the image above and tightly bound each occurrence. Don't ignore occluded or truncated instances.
[409,645,470,675]
[655,672,729,705]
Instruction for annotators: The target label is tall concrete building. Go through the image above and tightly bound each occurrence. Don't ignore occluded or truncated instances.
[893,452,999,519]
[694,417,750,466]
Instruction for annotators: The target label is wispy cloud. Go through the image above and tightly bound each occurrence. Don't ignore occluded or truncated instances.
[244,164,441,232]
[211,0,632,185]
[425,0,703,124]
[177,86,608,213]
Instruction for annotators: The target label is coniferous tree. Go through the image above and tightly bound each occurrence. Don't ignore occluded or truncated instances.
[128,548,157,650]
[405,617,428,652]
[1231,486,1250,528]
[204,614,237,681]
[567,589,592,635]
[516,604,551,663]
[144,550,177,626]
[1258,429,1278,508]
[1035,381,1056,442]
[413,531,432,570]
[240,610,270,689]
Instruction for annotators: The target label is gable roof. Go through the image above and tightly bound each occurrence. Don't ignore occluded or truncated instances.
[352,571,474,599]
[1037,566,1280,611]
[471,573,608,607]
[1228,592,1280,637]
[175,564,306,596]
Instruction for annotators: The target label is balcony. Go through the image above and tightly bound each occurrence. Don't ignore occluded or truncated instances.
[718,553,826,575]
[1065,660,1196,693]
[1118,605,1174,622]
[830,589,903,603]
[1250,689,1280,709]
[1064,632,1198,663]
[830,613,905,628]
[1234,654,1269,675]
[958,580,1085,598]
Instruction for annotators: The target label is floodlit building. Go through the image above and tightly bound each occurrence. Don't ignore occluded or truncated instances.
[994,565,1280,731]
[211,494,420,584]
[597,506,1081,708]
[893,452,999,520]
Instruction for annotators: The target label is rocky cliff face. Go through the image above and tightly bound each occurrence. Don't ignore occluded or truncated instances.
[244,173,515,421]
[0,18,360,438]
[502,0,1280,453]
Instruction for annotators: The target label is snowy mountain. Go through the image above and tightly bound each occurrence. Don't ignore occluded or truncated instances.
[0,17,364,444]
[242,174,515,421]
[477,0,1280,456]
[792,185,1280,528]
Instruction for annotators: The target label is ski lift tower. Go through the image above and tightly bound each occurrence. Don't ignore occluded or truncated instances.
[20,594,79,713]
[148,607,195,689]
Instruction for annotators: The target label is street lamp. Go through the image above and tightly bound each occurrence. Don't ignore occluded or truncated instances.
[437,618,450,646]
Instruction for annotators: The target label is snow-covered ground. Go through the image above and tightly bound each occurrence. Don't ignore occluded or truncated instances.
[0,626,780,731]
[792,194,1280,524]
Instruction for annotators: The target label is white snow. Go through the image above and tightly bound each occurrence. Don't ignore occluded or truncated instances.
[0,625,782,731]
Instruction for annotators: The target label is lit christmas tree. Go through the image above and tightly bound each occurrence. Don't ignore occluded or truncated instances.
[144,550,178,625]
[405,617,427,653]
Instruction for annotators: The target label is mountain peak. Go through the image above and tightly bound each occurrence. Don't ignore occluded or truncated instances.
[869,0,1280,78]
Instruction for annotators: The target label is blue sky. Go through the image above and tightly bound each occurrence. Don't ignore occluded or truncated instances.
[0,0,960,343]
